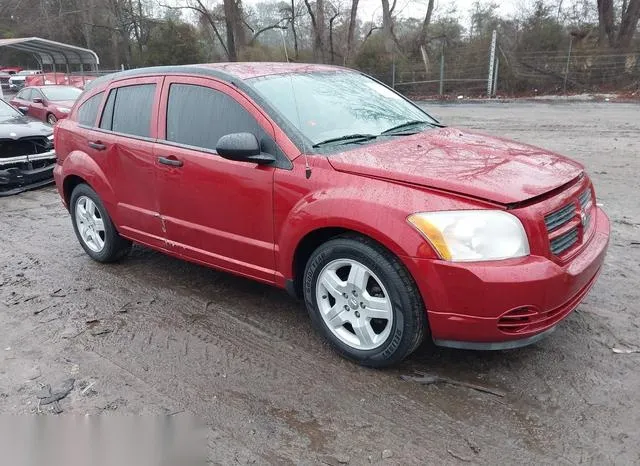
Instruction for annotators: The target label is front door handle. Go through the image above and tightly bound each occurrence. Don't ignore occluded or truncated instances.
[157,156,183,167]
[88,141,106,151]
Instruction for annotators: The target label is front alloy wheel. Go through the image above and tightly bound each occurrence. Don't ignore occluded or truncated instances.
[304,236,427,367]
[316,259,393,351]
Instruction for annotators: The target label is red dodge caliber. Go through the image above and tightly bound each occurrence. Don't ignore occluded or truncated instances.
[53,63,610,367]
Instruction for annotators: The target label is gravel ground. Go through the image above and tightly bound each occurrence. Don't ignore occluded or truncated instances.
[0,102,638,465]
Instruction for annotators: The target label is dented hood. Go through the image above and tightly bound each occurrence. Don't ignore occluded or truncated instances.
[327,127,583,205]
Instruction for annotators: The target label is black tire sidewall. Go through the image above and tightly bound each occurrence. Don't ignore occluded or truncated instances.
[303,238,423,367]
[69,184,126,263]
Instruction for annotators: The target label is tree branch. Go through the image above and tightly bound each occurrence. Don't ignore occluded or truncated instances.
[161,3,229,59]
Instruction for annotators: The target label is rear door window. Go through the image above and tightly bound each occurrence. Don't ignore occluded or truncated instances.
[76,92,104,127]
[165,83,265,151]
[108,84,155,138]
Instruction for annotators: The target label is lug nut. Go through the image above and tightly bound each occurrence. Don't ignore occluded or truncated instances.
[355,311,361,318]
[322,295,327,299]
[344,305,349,311]
[352,290,357,296]
[343,293,348,298]
[360,302,365,308]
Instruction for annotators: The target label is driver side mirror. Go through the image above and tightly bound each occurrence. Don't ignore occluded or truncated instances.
[215,133,275,165]
[33,97,43,104]
[18,106,29,115]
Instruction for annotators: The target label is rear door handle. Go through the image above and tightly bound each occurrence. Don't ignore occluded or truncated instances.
[88,141,106,151]
[157,156,183,167]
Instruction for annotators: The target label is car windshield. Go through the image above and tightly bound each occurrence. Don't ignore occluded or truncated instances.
[41,86,82,101]
[249,71,438,148]
[0,99,21,117]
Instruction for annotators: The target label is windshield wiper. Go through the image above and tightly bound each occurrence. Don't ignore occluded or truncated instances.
[312,134,378,148]
[380,120,436,135]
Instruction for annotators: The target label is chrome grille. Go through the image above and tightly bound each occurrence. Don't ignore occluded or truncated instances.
[550,228,579,255]
[545,188,593,256]
[544,203,576,231]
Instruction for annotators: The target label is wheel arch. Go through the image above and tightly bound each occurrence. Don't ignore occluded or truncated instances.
[59,151,117,219]
[288,226,413,299]
[62,174,87,206]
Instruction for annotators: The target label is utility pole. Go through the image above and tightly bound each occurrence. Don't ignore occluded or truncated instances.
[487,30,497,97]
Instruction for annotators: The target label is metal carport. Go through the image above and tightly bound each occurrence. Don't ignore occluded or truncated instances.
[0,37,99,72]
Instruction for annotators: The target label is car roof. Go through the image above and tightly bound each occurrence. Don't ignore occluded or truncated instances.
[85,62,352,91]
[27,85,78,89]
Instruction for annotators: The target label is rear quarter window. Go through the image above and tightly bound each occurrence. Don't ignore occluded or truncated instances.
[76,92,104,127]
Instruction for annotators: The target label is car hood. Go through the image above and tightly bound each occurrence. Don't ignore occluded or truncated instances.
[326,127,583,205]
[0,115,53,139]
[51,100,76,109]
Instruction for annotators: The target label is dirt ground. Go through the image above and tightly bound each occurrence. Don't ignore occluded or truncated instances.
[0,102,638,465]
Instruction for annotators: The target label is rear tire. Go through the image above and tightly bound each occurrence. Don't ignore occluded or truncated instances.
[303,235,427,367]
[70,184,131,263]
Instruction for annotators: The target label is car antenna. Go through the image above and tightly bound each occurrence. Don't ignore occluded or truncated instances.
[288,73,312,179]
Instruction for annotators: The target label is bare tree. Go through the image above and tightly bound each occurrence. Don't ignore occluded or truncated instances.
[346,0,360,62]
[597,0,640,48]
[597,0,615,45]
[304,0,326,62]
[380,0,394,52]
[617,0,640,48]
[419,0,435,45]
[163,1,230,59]
[328,4,340,63]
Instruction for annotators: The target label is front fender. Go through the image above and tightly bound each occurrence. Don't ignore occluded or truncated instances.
[274,159,494,284]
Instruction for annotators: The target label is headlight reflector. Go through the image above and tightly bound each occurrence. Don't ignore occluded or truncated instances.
[408,210,530,262]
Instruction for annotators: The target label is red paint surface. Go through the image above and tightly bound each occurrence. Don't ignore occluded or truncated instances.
[53,64,610,345]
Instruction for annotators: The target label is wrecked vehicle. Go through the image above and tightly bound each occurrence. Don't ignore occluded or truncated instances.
[0,99,55,196]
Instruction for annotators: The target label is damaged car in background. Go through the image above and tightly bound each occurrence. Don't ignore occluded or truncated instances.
[0,99,55,196]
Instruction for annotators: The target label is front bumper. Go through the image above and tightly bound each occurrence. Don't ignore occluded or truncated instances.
[0,149,56,196]
[409,207,610,349]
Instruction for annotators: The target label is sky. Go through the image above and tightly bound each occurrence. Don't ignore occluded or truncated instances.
[353,0,520,25]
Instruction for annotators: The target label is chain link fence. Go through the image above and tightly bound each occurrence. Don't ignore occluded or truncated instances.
[363,33,640,98]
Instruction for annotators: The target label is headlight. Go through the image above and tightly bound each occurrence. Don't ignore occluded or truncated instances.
[57,107,70,113]
[47,134,54,141]
[407,210,530,262]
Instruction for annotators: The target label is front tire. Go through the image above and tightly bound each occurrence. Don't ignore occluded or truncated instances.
[47,113,57,125]
[70,184,131,262]
[303,236,427,367]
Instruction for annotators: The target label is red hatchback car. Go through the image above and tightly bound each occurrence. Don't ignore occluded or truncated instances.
[53,63,610,366]
[10,85,82,125]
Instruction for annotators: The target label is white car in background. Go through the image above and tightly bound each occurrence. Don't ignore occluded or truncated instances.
[8,70,42,91]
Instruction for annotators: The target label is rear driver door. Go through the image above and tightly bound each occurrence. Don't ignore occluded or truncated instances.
[93,77,166,249]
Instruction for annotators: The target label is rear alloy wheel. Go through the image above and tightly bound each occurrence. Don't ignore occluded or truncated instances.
[47,114,57,125]
[70,184,131,262]
[304,236,427,367]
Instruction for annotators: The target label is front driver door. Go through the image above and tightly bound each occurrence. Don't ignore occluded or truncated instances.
[154,76,281,284]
